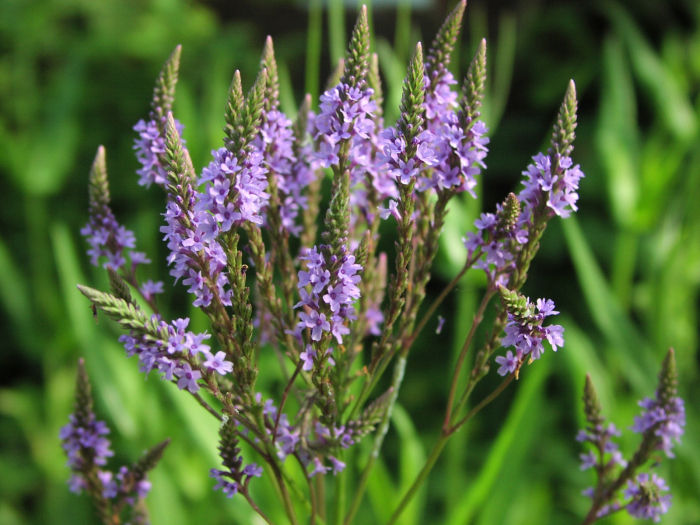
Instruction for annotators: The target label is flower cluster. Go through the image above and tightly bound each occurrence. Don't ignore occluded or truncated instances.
[133,118,184,188]
[518,153,584,223]
[624,473,672,522]
[81,210,139,271]
[418,70,490,195]
[315,83,377,169]
[496,290,565,376]
[197,146,270,229]
[118,316,232,394]
[631,394,686,458]
[576,423,627,472]
[60,413,114,493]
[294,246,362,346]
[60,360,166,522]
[254,108,314,235]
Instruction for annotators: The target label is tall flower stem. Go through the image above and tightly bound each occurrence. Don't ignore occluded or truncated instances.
[443,285,495,428]
[343,353,406,525]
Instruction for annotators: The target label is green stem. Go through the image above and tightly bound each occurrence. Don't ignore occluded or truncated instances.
[385,432,450,525]
[449,373,514,433]
[344,354,406,524]
[408,251,480,350]
[443,286,495,427]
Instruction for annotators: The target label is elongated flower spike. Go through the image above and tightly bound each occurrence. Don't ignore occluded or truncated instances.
[260,36,279,111]
[579,351,685,523]
[397,42,425,159]
[550,80,577,162]
[368,53,383,119]
[341,5,370,89]
[151,45,182,129]
[460,38,487,128]
[582,374,605,429]
[224,71,244,141]
[225,68,268,156]
[425,0,465,79]
[81,147,142,271]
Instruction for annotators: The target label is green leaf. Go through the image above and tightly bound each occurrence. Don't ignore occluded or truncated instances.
[393,403,426,525]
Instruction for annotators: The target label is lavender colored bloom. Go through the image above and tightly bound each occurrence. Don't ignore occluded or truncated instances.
[242,463,263,478]
[308,457,331,477]
[501,297,564,360]
[140,280,164,301]
[378,199,400,221]
[60,413,114,470]
[329,456,346,475]
[495,350,519,377]
[294,246,363,347]
[98,470,118,499]
[175,362,201,393]
[133,118,184,188]
[300,345,316,371]
[631,394,685,458]
[518,153,584,223]
[81,211,138,271]
[210,469,239,498]
[203,351,234,375]
[436,315,445,335]
[624,473,672,522]
[254,108,315,235]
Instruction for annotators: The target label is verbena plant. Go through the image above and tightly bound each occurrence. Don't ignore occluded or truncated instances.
[60,3,685,523]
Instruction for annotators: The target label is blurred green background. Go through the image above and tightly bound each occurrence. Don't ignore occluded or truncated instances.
[1,0,699,523]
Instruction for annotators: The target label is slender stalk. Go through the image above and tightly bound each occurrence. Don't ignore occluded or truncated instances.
[273,361,303,441]
[385,432,450,525]
[242,491,276,525]
[407,250,481,350]
[334,448,347,525]
[185,389,222,421]
[344,354,406,525]
[443,285,495,428]
[449,373,514,434]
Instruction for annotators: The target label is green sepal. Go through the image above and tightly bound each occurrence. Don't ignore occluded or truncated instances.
[550,80,578,159]
[495,192,520,238]
[131,439,171,483]
[73,358,95,428]
[341,5,370,89]
[398,42,425,159]
[260,36,279,111]
[218,417,243,474]
[87,146,110,217]
[107,268,135,306]
[425,0,466,79]
[225,68,267,156]
[582,374,605,428]
[656,348,677,407]
[224,71,244,138]
[497,285,533,322]
[346,387,394,439]
[151,45,182,128]
[460,38,487,128]
[77,284,164,338]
